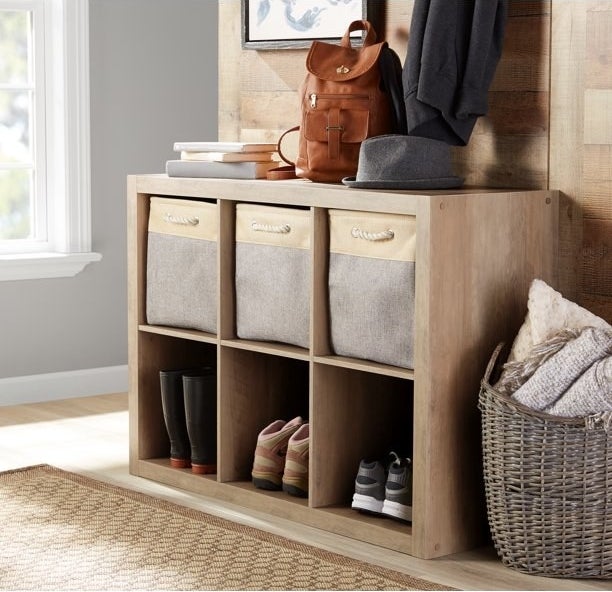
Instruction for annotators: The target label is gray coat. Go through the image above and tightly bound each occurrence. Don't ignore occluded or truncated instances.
[402,0,508,146]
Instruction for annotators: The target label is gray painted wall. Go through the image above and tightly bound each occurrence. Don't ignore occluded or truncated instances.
[0,0,218,379]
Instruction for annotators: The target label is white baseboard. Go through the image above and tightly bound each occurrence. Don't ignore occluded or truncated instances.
[0,365,128,406]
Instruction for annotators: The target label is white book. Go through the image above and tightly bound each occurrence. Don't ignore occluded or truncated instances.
[180,150,275,162]
[166,159,280,179]
[173,141,278,153]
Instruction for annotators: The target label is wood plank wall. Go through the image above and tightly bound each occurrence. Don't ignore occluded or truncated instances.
[550,1,612,320]
[218,0,611,323]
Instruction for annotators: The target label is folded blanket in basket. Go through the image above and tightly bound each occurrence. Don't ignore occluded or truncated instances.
[545,356,612,417]
[512,327,612,411]
[495,329,579,396]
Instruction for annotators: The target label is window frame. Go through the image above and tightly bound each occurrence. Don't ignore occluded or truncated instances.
[0,0,101,281]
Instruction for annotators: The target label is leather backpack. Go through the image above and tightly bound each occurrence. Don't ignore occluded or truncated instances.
[278,20,405,184]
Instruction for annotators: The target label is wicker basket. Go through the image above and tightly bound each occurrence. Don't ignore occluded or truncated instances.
[479,343,612,579]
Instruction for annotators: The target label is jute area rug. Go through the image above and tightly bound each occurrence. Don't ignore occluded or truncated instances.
[0,465,452,591]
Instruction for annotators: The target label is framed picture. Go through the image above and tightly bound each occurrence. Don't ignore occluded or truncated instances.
[242,0,381,50]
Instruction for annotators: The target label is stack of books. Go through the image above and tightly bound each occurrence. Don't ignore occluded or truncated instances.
[166,141,280,179]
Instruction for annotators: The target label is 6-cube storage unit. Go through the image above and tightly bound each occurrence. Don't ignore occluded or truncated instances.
[128,174,557,559]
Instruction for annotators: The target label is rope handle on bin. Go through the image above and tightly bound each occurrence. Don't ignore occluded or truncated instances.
[251,220,291,234]
[164,213,200,226]
[351,227,394,241]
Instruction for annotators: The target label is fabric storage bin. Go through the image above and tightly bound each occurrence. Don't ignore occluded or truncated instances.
[235,203,310,348]
[479,344,612,579]
[328,210,416,368]
[146,197,217,332]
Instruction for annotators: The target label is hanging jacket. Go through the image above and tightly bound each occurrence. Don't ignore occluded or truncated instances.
[402,0,508,146]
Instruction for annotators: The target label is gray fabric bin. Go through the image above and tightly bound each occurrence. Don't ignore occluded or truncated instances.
[328,210,416,368]
[146,197,217,333]
[235,204,311,348]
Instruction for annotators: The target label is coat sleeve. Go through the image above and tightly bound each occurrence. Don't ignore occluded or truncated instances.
[402,0,508,145]
[454,0,508,119]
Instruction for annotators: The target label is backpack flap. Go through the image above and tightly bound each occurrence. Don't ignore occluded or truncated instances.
[306,40,385,82]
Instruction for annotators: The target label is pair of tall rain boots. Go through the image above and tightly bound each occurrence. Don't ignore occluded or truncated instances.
[159,367,217,474]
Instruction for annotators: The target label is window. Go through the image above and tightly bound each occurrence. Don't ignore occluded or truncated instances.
[0,0,100,280]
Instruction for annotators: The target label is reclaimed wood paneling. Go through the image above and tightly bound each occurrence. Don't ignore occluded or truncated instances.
[582,218,612,296]
[583,145,612,219]
[454,8,550,188]
[550,1,585,302]
[491,15,550,93]
[508,0,551,18]
[586,8,612,88]
[550,0,612,317]
[584,90,612,145]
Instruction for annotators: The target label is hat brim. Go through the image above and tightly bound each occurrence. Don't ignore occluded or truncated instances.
[341,176,464,190]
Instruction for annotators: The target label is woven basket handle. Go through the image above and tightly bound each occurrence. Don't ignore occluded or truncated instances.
[483,342,505,385]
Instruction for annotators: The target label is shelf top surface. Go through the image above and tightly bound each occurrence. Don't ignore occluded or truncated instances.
[128,174,554,215]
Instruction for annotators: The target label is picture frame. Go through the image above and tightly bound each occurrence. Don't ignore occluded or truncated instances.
[241,0,382,50]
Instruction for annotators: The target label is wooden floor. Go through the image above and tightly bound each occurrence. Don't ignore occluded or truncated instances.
[0,393,608,591]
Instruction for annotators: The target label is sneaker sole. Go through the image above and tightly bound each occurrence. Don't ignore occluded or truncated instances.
[282,482,308,498]
[382,499,413,521]
[351,493,383,514]
[252,473,282,491]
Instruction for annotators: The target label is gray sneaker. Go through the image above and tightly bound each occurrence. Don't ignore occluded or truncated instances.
[351,460,385,514]
[382,452,413,521]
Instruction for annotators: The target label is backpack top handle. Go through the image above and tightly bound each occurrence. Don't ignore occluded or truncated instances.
[341,20,377,48]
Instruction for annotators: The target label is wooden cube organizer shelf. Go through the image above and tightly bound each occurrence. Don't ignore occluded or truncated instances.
[128,174,558,559]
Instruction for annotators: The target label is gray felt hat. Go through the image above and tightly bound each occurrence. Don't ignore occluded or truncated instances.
[342,134,463,189]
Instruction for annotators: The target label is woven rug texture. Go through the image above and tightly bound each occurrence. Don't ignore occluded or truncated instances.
[0,465,451,591]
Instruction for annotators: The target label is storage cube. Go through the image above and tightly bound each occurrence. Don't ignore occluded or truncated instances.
[328,210,416,368]
[235,203,310,348]
[146,197,217,332]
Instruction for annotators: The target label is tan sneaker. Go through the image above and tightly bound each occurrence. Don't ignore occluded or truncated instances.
[251,416,303,490]
[282,423,309,498]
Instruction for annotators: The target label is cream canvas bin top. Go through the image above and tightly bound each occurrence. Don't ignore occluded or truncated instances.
[329,210,416,262]
[236,203,310,249]
[149,197,218,241]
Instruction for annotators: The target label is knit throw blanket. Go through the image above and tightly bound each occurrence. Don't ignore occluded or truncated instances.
[496,326,612,418]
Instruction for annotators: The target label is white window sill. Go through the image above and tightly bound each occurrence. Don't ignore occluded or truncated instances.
[0,252,102,281]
